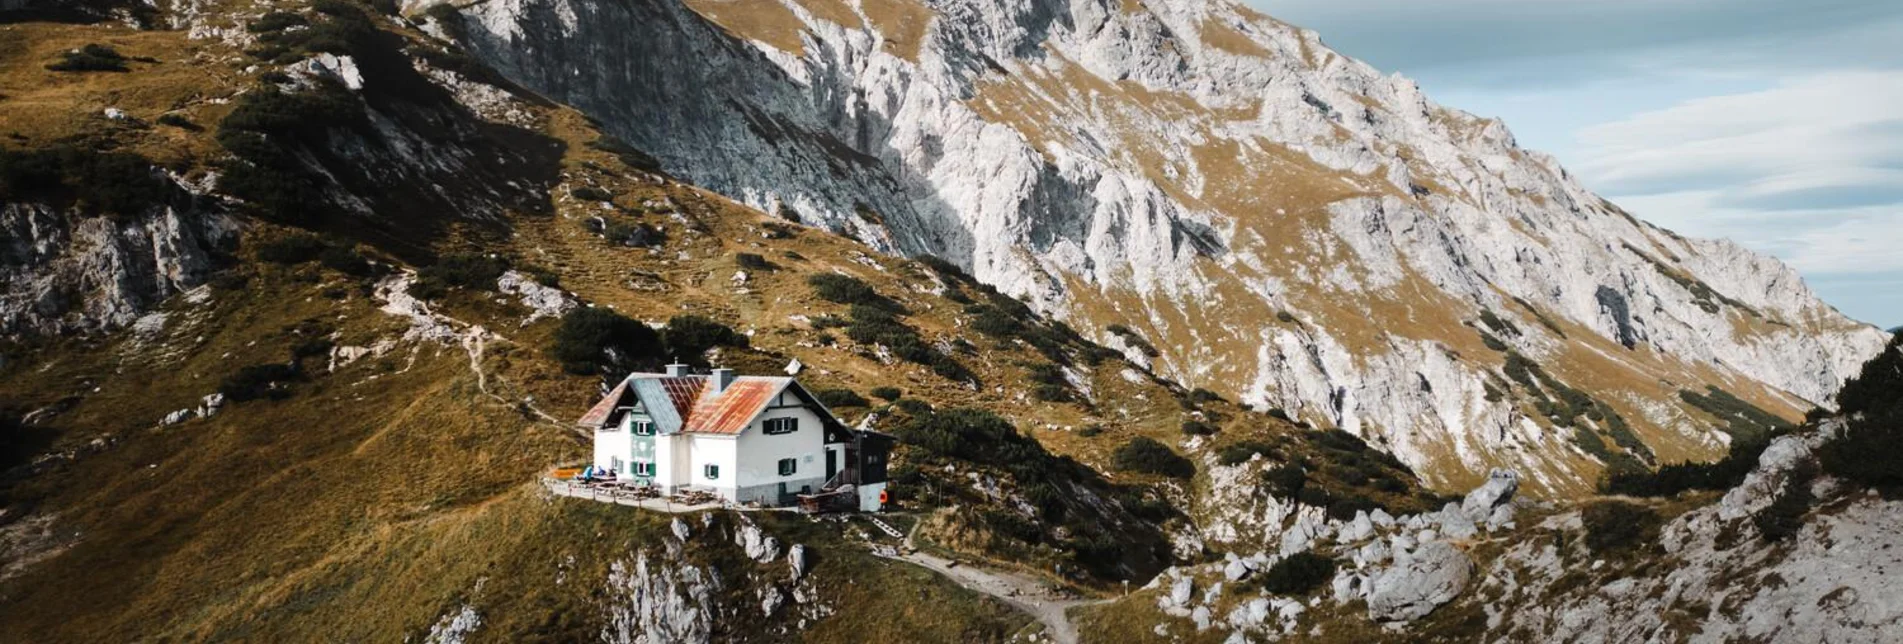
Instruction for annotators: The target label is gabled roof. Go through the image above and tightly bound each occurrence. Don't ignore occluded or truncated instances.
[682,377,790,435]
[577,372,841,436]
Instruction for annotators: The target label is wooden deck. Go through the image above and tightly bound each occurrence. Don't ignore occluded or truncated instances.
[542,478,728,513]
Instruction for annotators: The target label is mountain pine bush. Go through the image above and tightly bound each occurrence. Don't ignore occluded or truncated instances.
[1819,331,1903,489]
[1258,552,1336,595]
[1112,437,1194,479]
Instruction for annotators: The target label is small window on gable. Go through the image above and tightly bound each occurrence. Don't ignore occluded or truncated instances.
[633,420,654,436]
[778,458,797,476]
[763,417,799,435]
[704,464,720,480]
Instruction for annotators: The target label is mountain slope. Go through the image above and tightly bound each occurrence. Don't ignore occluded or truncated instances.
[438,0,1886,495]
[2,3,1453,636]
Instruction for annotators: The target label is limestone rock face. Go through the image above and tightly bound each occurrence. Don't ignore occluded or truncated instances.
[0,202,234,336]
[600,553,718,644]
[444,0,1886,495]
[1366,541,1474,622]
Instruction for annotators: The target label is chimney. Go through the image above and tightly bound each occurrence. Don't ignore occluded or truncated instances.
[665,363,690,377]
[711,367,736,392]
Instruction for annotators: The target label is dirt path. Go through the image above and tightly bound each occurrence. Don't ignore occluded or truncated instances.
[873,521,1109,643]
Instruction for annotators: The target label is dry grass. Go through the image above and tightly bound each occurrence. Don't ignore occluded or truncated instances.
[861,0,933,61]
[1198,18,1271,59]
[681,0,810,55]
[791,0,863,30]
[0,23,237,170]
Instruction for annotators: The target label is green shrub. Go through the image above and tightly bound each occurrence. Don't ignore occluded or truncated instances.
[1599,430,1779,497]
[893,408,1057,483]
[585,136,661,172]
[815,389,869,408]
[155,113,199,130]
[1180,420,1217,436]
[1078,425,1104,438]
[1819,332,1903,489]
[214,80,367,224]
[1112,437,1194,479]
[1479,331,1508,352]
[1325,494,1380,521]
[969,305,1024,338]
[548,307,664,375]
[1031,384,1072,403]
[869,386,902,401]
[1477,309,1521,337]
[1264,463,1305,497]
[0,145,178,218]
[416,253,508,294]
[318,245,376,277]
[662,315,748,364]
[735,253,773,271]
[1580,500,1659,554]
[1259,552,1336,595]
[253,234,326,264]
[809,273,904,313]
[1753,459,1816,541]
[602,219,661,247]
[46,44,128,72]
[1216,441,1275,466]
[570,185,613,202]
[1679,385,1793,443]
[219,363,302,402]
[1312,429,1368,453]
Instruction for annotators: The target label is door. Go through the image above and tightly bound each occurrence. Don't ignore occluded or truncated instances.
[825,449,839,480]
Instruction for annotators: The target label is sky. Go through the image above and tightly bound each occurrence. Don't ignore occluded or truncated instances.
[1256,0,1903,328]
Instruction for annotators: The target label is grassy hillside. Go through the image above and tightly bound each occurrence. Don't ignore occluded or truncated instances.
[0,1,1444,638]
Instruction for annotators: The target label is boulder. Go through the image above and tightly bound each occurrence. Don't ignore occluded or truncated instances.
[1167,576,1194,608]
[1370,508,1396,528]
[1342,510,1376,542]
[1719,429,1830,521]
[787,544,808,581]
[1437,502,1479,540]
[1462,468,1520,527]
[1366,541,1475,622]
[735,521,780,562]
[1224,558,1251,582]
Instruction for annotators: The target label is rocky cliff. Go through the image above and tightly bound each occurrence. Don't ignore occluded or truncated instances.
[437,0,1888,495]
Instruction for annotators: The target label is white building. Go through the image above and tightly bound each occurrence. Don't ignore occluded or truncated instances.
[578,365,888,508]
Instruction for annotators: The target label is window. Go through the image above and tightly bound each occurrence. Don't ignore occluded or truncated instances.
[610,457,624,472]
[633,461,653,476]
[632,420,654,436]
[777,458,797,476]
[704,464,720,480]
[763,417,799,435]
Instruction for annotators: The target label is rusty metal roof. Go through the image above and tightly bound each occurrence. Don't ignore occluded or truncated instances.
[682,378,791,435]
[578,373,796,435]
[576,379,632,428]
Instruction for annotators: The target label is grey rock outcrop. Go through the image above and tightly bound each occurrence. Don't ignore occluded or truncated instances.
[1461,468,1519,527]
[1,202,233,337]
[1366,541,1474,622]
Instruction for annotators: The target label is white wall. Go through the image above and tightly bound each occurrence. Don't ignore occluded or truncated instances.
[734,405,826,490]
[689,435,739,497]
[593,426,631,472]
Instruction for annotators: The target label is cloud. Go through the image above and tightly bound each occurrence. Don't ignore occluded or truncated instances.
[1256,0,1903,88]
[1576,71,1903,216]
